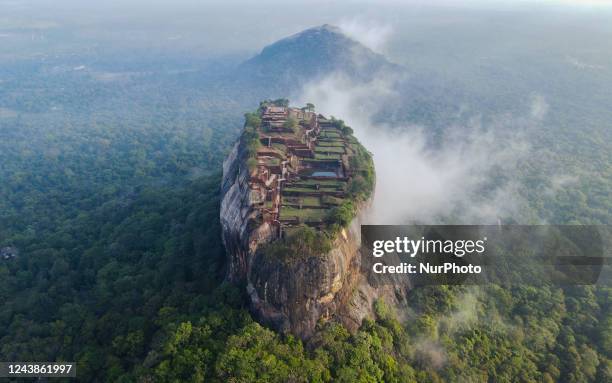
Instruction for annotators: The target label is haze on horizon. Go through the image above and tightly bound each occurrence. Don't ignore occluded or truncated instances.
[2,0,612,62]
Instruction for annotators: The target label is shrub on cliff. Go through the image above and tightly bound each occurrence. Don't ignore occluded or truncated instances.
[244,112,262,129]
[284,116,299,133]
[243,126,261,171]
[258,98,289,112]
[348,175,369,198]
[326,201,355,228]
[261,225,333,262]
[348,147,374,199]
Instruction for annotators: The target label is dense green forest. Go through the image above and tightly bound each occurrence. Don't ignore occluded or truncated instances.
[1,27,611,383]
[1,110,610,382]
[2,169,609,381]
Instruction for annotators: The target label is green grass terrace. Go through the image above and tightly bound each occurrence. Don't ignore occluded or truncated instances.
[279,206,328,222]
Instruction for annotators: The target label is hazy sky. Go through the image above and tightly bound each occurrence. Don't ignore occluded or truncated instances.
[2,0,612,60]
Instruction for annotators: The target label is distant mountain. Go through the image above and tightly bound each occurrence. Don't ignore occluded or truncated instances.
[234,24,400,90]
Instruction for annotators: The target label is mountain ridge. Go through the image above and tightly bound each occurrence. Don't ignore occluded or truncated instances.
[234,24,400,89]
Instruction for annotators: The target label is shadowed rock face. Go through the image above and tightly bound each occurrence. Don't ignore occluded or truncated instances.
[220,105,409,339]
[247,213,364,338]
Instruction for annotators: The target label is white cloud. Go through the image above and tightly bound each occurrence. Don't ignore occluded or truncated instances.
[338,18,393,53]
[296,72,531,225]
[530,94,549,120]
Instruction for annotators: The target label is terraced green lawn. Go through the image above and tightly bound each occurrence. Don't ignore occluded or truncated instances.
[314,153,342,160]
[263,157,281,166]
[322,195,344,205]
[271,143,287,151]
[288,180,346,192]
[316,141,345,147]
[301,158,341,164]
[283,187,320,194]
[268,124,352,224]
[285,184,343,193]
[321,131,341,138]
[282,196,322,207]
[280,207,327,221]
[292,179,346,186]
[315,146,345,153]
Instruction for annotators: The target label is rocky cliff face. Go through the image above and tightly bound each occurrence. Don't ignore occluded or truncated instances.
[220,140,274,281]
[220,104,409,339]
[248,210,365,338]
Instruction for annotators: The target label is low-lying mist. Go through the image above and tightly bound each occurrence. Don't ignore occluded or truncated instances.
[296,71,537,225]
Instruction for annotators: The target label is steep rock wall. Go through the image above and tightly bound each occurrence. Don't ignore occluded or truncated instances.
[220,140,276,281]
[220,129,409,339]
[248,215,363,338]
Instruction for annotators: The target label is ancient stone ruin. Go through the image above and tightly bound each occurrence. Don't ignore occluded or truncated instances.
[248,103,357,236]
[221,100,406,339]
